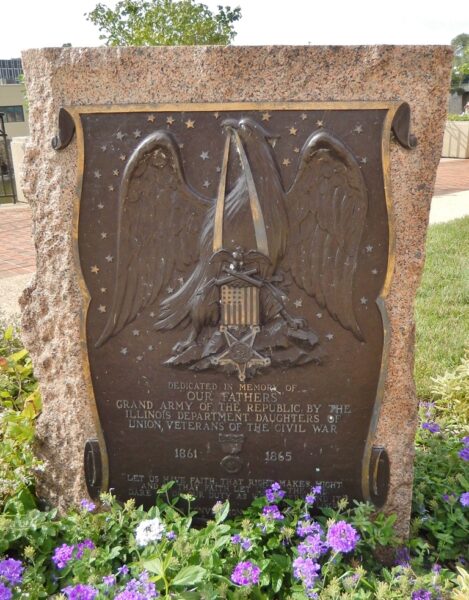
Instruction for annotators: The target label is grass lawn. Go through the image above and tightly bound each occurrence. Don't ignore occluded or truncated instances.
[414,215,469,398]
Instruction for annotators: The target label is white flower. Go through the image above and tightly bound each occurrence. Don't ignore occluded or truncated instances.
[135,517,165,547]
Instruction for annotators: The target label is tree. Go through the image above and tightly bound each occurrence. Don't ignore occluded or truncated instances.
[86,0,242,46]
[451,33,469,90]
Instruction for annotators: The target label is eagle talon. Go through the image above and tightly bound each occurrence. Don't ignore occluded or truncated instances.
[172,335,197,354]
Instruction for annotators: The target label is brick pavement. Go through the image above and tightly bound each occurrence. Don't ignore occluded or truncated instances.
[0,159,467,281]
[0,204,35,279]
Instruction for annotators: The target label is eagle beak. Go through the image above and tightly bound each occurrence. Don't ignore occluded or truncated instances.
[221,118,239,133]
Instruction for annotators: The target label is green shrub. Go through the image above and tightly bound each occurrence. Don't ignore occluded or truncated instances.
[447,114,469,121]
[0,323,41,512]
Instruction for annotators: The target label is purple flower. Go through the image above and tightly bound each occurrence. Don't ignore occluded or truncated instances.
[75,539,95,559]
[0,583,12,600]
[459,447,469,461]
[432,563,441,574]
[460,492,469,507]
[411,590,432,600]
[0,558,23,585]
[422,422,440,433]
[117,565,130,576]
[298,534,328,557]
[296,520,323,538]
[241,538,252,551]
[80,499,96,512]
[115,573,158,599]
[265,482,286,503]
[103,575,116,587]
[231,561,261,586]
[262,505,284,521]
[52,543,75,569]
[326,521,360,553]
[293,556,321,588]
[166,531,176,541]
[62,584,98,600]
[231,534,242,544]
[395,546,411,567]
[305,485,322,506]
[462,436,469,446]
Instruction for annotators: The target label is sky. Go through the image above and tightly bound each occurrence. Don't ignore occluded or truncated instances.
[1,0,469,58]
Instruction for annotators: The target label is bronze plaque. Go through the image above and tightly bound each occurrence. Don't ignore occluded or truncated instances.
[57,102,415,514]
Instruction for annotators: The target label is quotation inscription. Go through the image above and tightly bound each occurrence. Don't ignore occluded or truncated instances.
[115,381,352,435]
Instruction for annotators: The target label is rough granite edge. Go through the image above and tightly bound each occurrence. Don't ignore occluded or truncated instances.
[19,46,453,537]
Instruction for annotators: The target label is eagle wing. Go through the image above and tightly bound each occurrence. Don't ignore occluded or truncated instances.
[95,131,210,347]
[285,130,368,340]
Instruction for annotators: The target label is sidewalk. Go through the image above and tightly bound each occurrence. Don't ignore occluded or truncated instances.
[1,159,468,317]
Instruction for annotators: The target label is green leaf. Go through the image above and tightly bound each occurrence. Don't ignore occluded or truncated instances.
[143,558,165,578]
[171,565,207,587]
[10,349,28,362]
[4,325,13,341]
[215,500,230,523]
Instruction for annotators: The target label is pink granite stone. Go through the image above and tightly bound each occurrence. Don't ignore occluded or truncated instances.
[19,46,452,536]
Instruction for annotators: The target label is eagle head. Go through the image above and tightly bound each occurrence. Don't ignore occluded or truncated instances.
[221,117,279,148]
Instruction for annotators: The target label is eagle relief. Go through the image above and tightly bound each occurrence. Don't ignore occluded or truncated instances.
[54,102,416,510]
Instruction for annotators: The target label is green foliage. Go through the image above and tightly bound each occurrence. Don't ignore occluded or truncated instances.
[451,33,469,91]
[431,351,469,427]
[447,114,469,121]
[0,487,460,599]
[414,217,469,399]
[412,400,469,563]
[0,322,41,512]
[86,0,242,46]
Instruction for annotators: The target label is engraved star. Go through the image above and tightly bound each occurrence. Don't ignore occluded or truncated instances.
[365,245,373,253]
[316,312,323,319]
[116,131,125,140]
[294,147,300,153]
[361,157,368,164]
[185,119,195,129]
[325,333,334,340]
[113,169,119,176]
[203,180,210,188]
[98,305,106,313]
[132,329,140,336]
[119,154,126,161]
[294,299,303,308]
[282,158,291,166]
[136,355,143,361]
[149,312,156,318]
[289,127,298,136]
[360,297,368,305]
[133,129,141,138]
[213,111,220,118]
[94,170,101,179]
[200,151,209,160]
[105,254,114,262]
[179,143,184,149]
[108,185,114,192]
[216,166,221,173]
[97,203,104,209]
[166,286,174,294]
[354,124,363,134]
[147,114,156,122]
[148,345,154,351]
[101,145,107,152]
[178,277,184,284]
[301,113,307,120]
[371,268,378,275]
[100,232,107,239]
[91,265,99,274]
[120,347,128,355]
[166,116,175,125]
[100,287,107,293]
[262,112,271,121]
[316,120,324,127]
